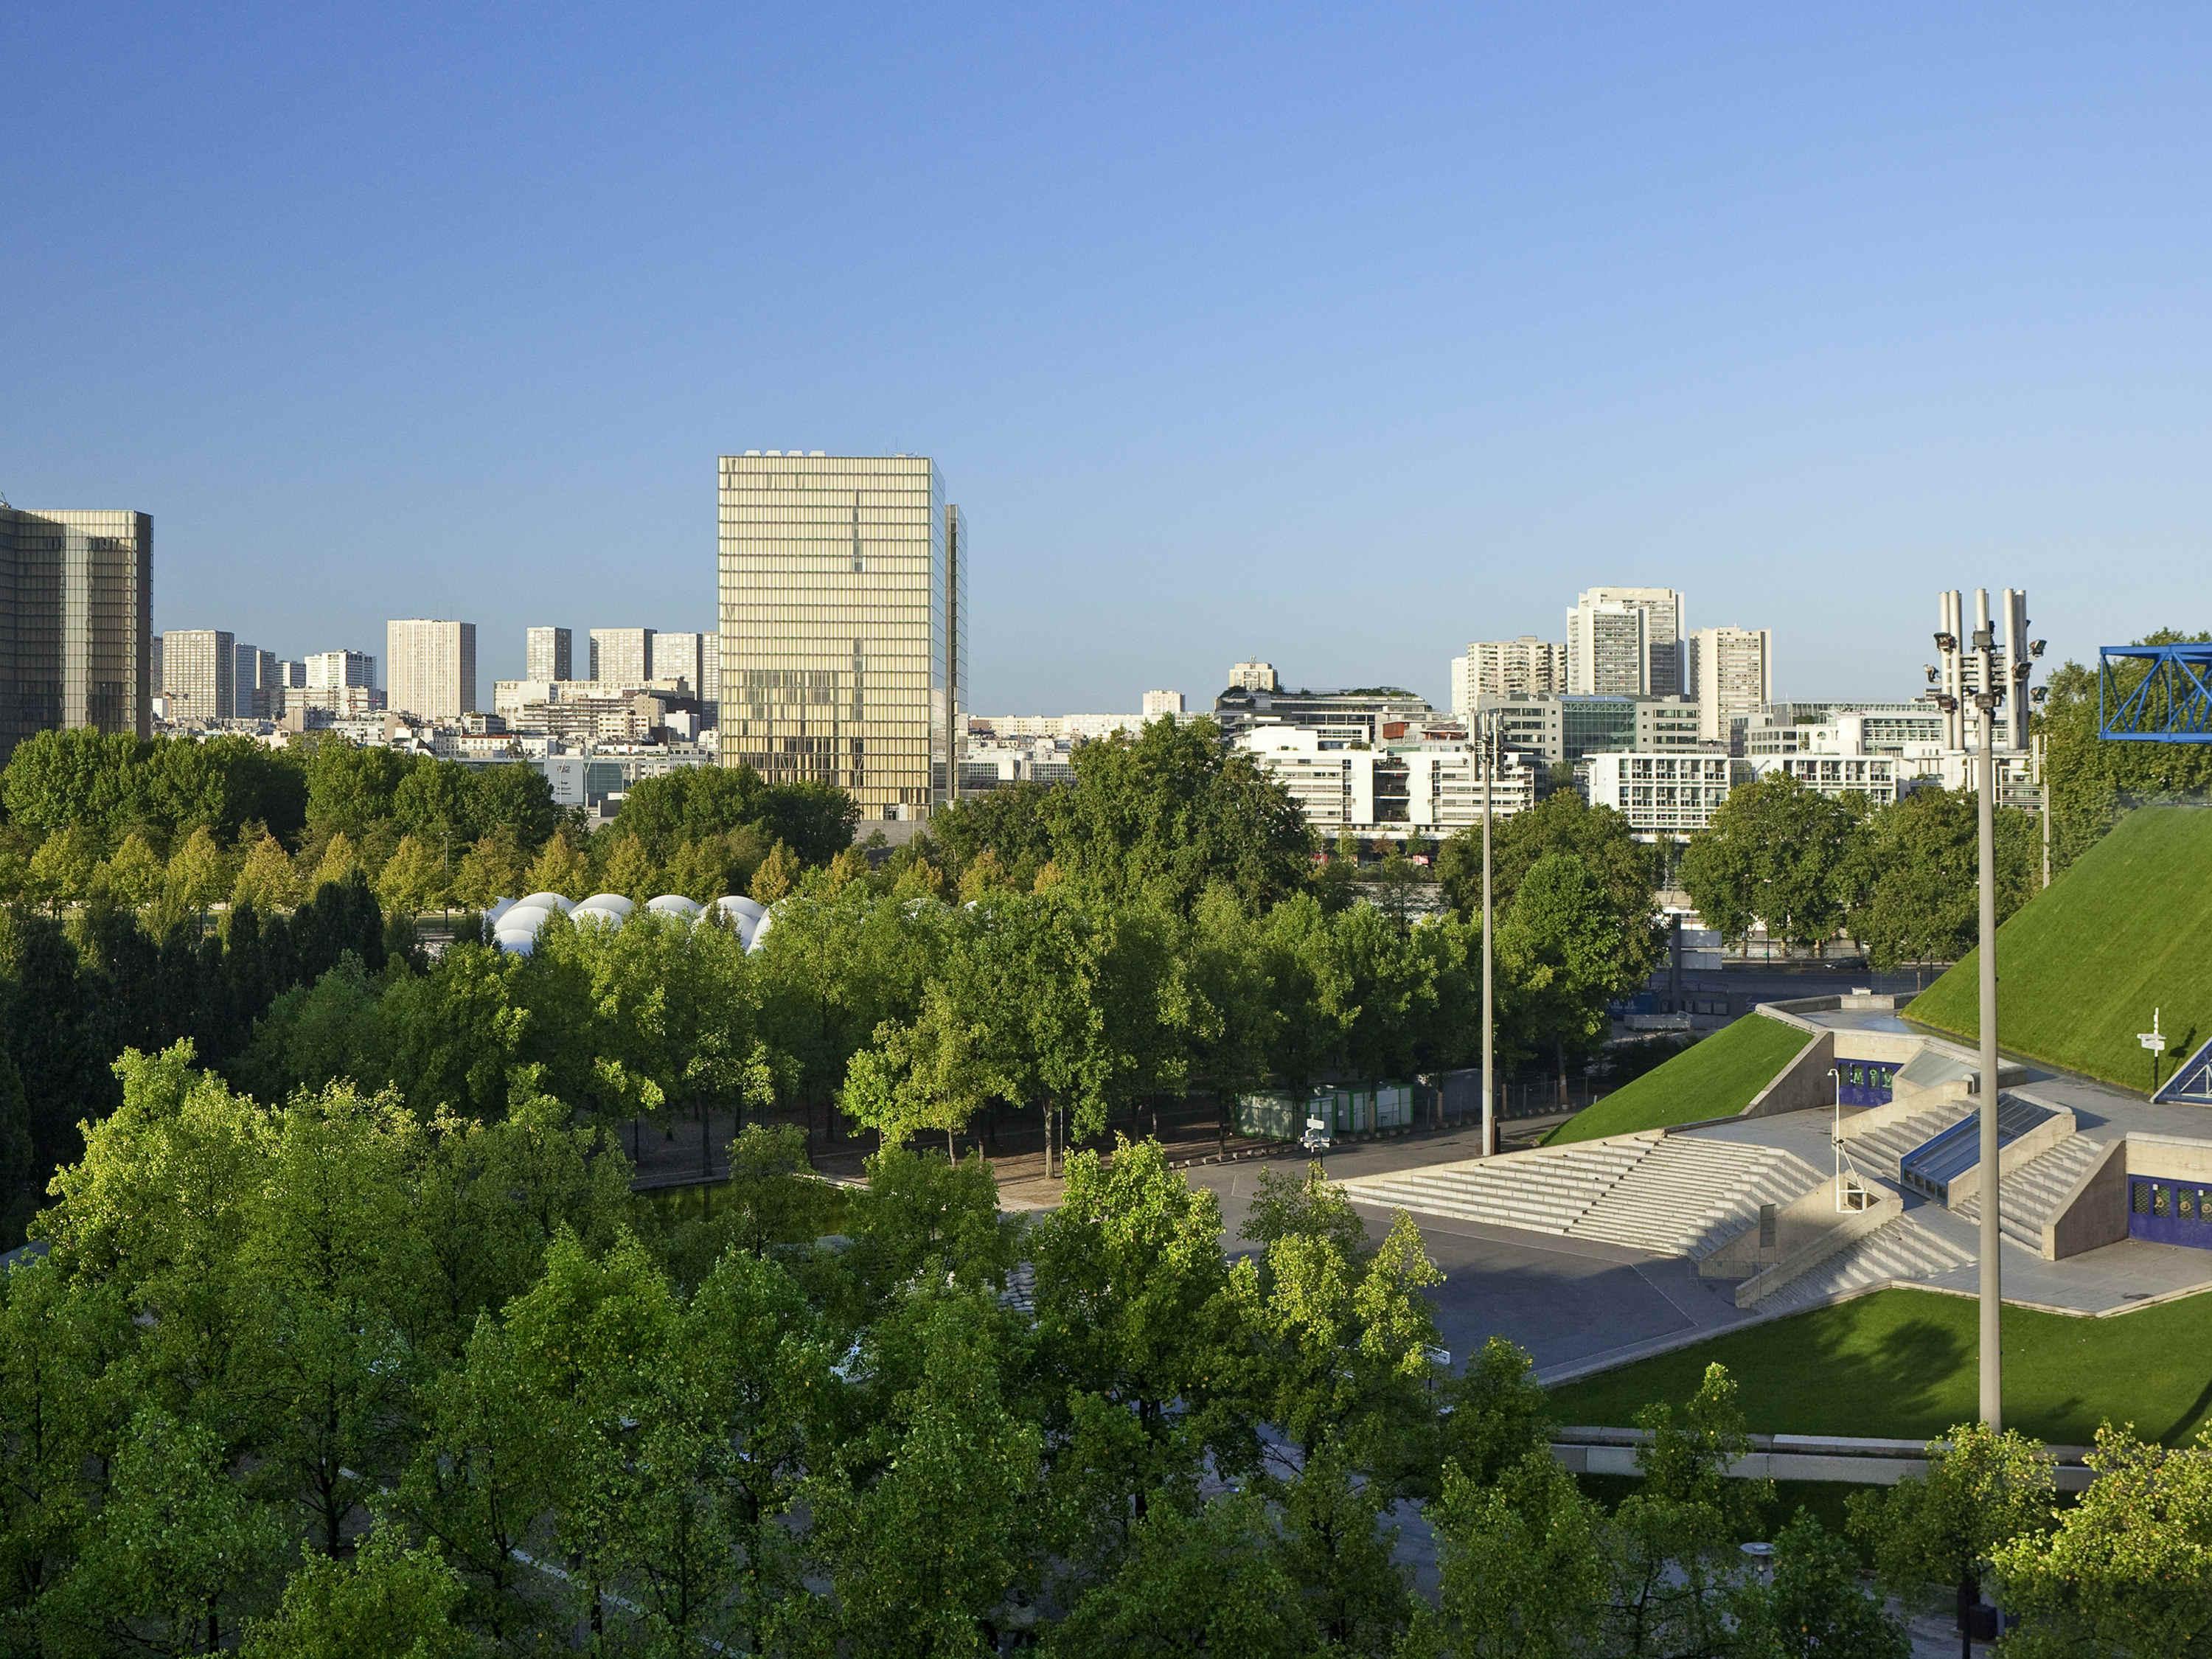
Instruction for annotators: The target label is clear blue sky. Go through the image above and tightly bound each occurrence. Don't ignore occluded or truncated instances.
[6,3,2210,710]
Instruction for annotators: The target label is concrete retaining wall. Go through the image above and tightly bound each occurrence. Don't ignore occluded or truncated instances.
[1731,1192,1901,1309]
[1948,1102,2078,1211]
[1739,1028,1835,1120]
[1551,1427,2094,1491]
[2048,1137,2129,1260]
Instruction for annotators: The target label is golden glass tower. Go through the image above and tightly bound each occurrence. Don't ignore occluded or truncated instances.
[717,453,964,819]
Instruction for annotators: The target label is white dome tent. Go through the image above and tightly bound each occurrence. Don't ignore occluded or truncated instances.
[487,891,784,955]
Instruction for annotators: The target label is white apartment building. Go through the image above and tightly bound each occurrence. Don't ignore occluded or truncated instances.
[968,712,1147,742]
[1566,599,1652,695]
[1237,727,1535,839]
[1452,636,1565,714]
[1142,689,1186,717]
[1228,660,1279,692]
[1568,586,1683,694]
[589,627,655,688]
[1750,753,1900,804]
[306,649,376,689]
[386,619,477,721]
[1686,626,1773,744]
[1586,751,1732,838]
[650,631,709,695]
[161,629,234,726]
[1736,703,1944,759]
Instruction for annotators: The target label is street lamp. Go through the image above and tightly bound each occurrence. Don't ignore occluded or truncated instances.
[1933,589,2032,1432]
[1479,707,1497,1158]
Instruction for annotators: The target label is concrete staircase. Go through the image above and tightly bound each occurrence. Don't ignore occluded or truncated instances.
[1954,1133,2105,1255]
[1565,1138,1827,1260]
[1754,1216,1975,1315]
[1847,1103,1973,1180]
[1338,1138,1655,1237]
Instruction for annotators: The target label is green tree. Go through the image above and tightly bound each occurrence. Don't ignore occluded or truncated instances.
[1849,787,2039,971]
[240,1522,480,1659]
[164,825,229,920]
[523,828,588,899]
[757,779,860,866]
[27,824,103,915]
[748,838,800,903]
[374,832,444,920]
[1731,1511,1910,1659]
[99,830,168,908]
[1046,1492,1316,1659]
[1680,773,1870,952]
[810,1290,1043,1655]
[1499,850,1635,1092]
[448,830,526,911]
[1991,1423,2212,1657]
[1437,790,1661,978]
[1402,1445,1605,1659]
[38,1405,286,1655]
[469,762,557,851]
[305,830,363,897]
[1848,1421,2055,1643]
[597,831,660,901]
[232,830,304,913]
[1276,1439,1414,1655]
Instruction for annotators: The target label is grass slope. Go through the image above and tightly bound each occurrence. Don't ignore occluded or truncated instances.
[1546,1014,1811,1146]
[1548,1287,2212,1446]
[1910,807,2212,1092]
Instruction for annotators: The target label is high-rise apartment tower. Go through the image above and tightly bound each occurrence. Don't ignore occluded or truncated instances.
[1568,587,1684,695]
[162,629,234,728]
[386,619,476,721]
[1686,627,1775,744]
[525,626,572,683]
[0,506,153,760]
[717,452,966,818]
[589,627,655,688]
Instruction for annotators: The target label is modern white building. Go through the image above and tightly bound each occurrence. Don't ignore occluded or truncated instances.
[1228,660,1279,692]
[1587,751,1732,838]
[1237,726,1536,839]
[233,644,277,720]
[1686,626,1774,744]
[1472,692,1704,770]
[524,625,572,684]
[967,711,1147,742]
[1142,689,1186,717]
[1568,586,1683,695]
[386,619,477,721]
[1735,703,1944,759]
[1750,753,1900,804]
[650,631,713,697]
[306,649,376,690]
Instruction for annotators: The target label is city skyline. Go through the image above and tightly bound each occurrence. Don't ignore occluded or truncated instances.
[10,10,2209,714]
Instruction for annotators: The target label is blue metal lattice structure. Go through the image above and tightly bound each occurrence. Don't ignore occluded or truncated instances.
[2099,644,2212,743]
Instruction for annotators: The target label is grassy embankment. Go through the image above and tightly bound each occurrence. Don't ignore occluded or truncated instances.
[1545,1012,1812,1146]
[1549,1286,2212,1446]
[1910,805,2212,1093]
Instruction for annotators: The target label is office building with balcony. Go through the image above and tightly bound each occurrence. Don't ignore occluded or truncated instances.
[1586,751,1733,838]
[0,505,153,759]
[717,452,965,818]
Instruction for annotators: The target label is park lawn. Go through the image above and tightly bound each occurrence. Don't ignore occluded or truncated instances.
[1545,1013,1812,1146]
[1909,806,2212,1093]
[1548,1286,2212,1447]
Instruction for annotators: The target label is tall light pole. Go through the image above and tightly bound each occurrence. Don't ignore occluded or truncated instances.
[1935,587,2037,1433]
[1480,707,1496,1158]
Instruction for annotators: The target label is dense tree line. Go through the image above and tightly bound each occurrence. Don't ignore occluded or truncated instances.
[2,1037,1943,1656]
[0,728,860,923]
[1675,773,2040,969]
[0,880,392,1242]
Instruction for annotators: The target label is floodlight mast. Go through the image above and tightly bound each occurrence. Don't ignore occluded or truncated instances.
[1934,591,2013,1432]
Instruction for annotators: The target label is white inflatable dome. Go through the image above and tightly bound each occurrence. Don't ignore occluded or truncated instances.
[646,894,704,922]
[492,929,538,956]
[569,903,627,932]
[519,891,577,914]
[487,897,518,925]
[746,908,776,953]
[577,892,636,918]
[499,902,556,935]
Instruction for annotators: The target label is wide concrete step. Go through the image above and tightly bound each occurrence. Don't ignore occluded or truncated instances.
[1953,1133,2105,1255]
[1848,1105,1975,1179]
[1338,1138,1659,1237]
[1565,1138,1828,1260]
[1756,1217,1975,1315]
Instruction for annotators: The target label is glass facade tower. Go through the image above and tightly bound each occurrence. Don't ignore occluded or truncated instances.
[717,453,965,818]
[0,507,153,761]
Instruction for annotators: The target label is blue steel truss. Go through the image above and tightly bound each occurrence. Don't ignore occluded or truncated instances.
[2099,644,2212,743]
